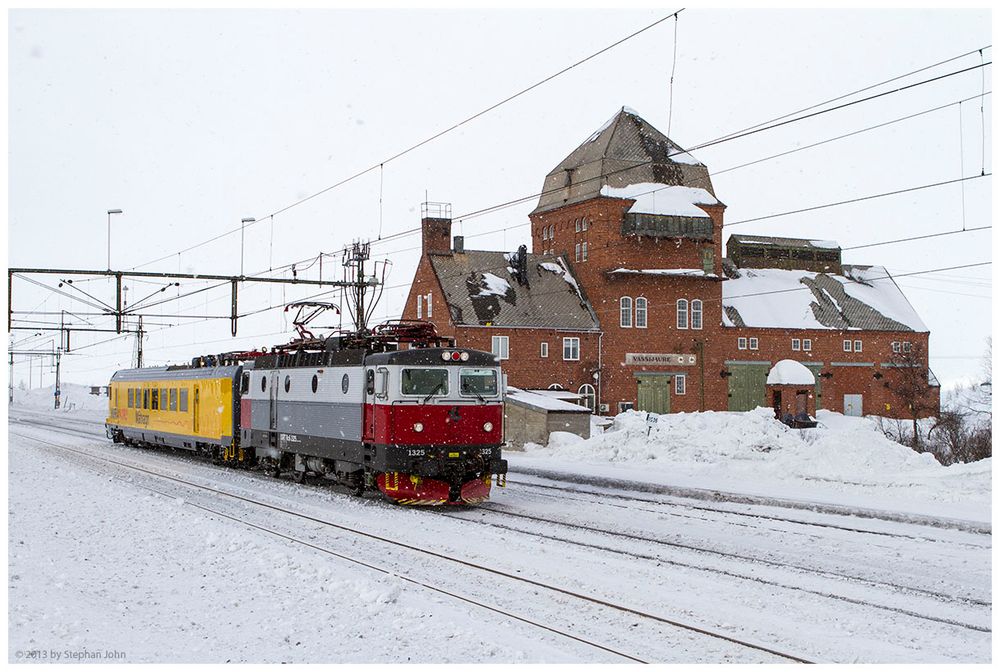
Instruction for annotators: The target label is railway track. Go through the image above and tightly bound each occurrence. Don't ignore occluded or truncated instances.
[507,478,992,545]
[11,428,818,664]
[12,416,991,624]
[435,504,991,632]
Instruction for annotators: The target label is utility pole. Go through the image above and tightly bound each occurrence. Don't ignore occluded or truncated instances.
[136,315,144,369]
[8,349,13,404]
[54,349,62,409]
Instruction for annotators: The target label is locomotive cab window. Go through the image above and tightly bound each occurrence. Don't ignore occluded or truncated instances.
[240,373,250,394]
[401,368,449,397]
[460,369,498,397]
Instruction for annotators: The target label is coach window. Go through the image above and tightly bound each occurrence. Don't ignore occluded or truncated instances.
[460,369,498,397]
[161,388,167,408]
[342,374,350,394]
[170,388,178,411]
[127,388,134,408]
[284,375,291,393]
[179,389,188,412]
[401,368,448,397]
[151,389,159,410]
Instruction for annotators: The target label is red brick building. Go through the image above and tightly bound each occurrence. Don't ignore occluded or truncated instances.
[402,108,940,418]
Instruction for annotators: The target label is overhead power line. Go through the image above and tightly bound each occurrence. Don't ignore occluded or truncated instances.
[129,8,685,272]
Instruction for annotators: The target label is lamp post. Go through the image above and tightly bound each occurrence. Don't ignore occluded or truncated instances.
[107,209,123,269]
[240,217,255,277]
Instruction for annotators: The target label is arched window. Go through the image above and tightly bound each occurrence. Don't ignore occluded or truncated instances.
[676,299,689,329]
[620,296,633,328]
[635,297,647,328]
[691,299,703,330]
[548,383,565,390]
[578,384,596,413]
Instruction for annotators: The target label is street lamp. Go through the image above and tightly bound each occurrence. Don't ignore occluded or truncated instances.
[107,209,123,269]
[240,217,255,277]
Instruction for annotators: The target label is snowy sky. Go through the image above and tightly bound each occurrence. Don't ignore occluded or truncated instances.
[7,6,992,390]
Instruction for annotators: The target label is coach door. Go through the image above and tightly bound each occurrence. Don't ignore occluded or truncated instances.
[269,370,279,447]
[193,385,200,434]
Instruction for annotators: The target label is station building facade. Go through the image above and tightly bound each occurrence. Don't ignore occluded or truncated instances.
[402,108,939,418]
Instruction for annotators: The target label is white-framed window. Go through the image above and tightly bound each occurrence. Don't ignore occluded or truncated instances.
[581,216,589,232]
[416,294,422,319]
[892,341,900,353]
[620,297,633,328]
[791,338,801,351]
[541,226,548,241]
[548,383,565,390]
[738,337,747,350]
[491,335,509,360]
[574,243,581,262]
[675,374,686,395]
[574,218,581,232]
[540,342,548,358]
[903,341,912,353]
[854,339,862,353]
[578,383,596,412]
[843,339,852,352]
[691,299,703,330]
[426,292,432,318]
[676,299,689,329]
[581,241,588,261]
[562,337,580,361]
[749,337,759,350]
[635,297,647,329]
[803,339,812,352]
[618,401,635,412]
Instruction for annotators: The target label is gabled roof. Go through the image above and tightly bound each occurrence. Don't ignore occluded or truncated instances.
[721,264,928,332]
[532,106,717,215]
[428,251,599,330]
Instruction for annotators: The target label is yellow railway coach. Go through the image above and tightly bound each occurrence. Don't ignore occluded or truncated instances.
[106,365,241,452]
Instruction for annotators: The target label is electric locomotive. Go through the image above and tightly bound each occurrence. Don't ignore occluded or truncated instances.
[105,319,508,505]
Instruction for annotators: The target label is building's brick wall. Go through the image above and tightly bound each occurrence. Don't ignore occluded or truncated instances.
[401,188,939,418]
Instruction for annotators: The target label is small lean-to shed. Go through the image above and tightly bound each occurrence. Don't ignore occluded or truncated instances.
[504,388,591,449]
[766,360,817,422]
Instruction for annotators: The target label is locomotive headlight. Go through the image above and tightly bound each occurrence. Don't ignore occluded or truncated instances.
[441,351,451,361]
[413,422,424,433]
[483,422,494,432]
[460,352,470,361]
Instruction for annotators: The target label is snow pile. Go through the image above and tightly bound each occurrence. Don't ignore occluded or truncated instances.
[521,407,990,516]
[507,388,589,413]
[599,183,717,218]
[766,360,815,385]
[476,272,513,298]
[11,383,110,412]
[539,259,584,302]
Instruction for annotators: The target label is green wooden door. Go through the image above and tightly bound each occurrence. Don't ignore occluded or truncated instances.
[802,362,823,410]
[727,363,768,411]
[636,374,671,414]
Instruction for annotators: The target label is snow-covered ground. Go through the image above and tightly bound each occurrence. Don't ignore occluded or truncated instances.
[518,407,991,524]
[7,392,992,663]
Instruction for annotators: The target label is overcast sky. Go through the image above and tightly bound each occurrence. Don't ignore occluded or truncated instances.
[7,7,992,392]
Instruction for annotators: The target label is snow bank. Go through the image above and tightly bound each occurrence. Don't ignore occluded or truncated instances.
[11,383,110,412]
[477,272,512,298]
[521,407,990,519]
[599,183,717,218]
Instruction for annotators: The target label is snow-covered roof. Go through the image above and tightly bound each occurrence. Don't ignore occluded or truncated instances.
[722,265,928,332]
[428,251,599,330]
[599,183,717,218]
[767,360,816,386]
[525,389,584,401]
[532,107,716,215]
[609,268,720,279]
[506,388,590,413]
[729,234,842,251]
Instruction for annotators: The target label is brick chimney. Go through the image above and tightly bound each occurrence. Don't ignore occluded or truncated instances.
[421,201,452,255]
